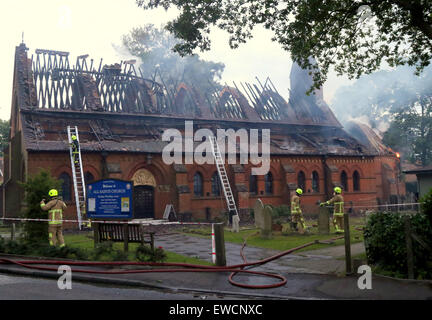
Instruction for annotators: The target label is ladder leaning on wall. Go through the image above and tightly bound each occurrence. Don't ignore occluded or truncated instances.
[209,135,239,225]
[67,126,86,230]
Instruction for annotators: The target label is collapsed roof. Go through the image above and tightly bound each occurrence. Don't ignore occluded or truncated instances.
[13,44,376,157]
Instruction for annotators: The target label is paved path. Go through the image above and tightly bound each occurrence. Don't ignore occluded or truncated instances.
[154,232,366,275]
[1,232,432,300]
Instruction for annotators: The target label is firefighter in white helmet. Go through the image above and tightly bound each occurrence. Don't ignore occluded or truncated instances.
[40,189,67,247]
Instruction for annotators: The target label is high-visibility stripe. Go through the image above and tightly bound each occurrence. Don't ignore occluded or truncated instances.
[291,202,301,214]
[49,209,63,225]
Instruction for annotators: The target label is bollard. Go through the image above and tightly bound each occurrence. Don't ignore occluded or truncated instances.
[404,215,414,279]
[214,223,226,266]
[343,213,352,275]
[211,224,216,264]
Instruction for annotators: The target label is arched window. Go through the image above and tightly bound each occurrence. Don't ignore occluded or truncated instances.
[297,171,306,191]
[249,174,258,194]
[193,172,203,197]
[312,171,320,193]
[341,170,348,192]
[353,170,360,191]
[58,172,71,201]
[85,172,94,185]
[211,172,221,196]
[265,172,273,194]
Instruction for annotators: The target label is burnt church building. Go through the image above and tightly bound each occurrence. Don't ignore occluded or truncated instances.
[2,43,405,228]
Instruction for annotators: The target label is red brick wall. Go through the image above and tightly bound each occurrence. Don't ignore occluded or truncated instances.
[26,151,405,226]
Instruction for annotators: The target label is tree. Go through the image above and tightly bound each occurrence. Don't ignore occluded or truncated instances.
[0,119,10,155]
[382,97,432,165]
[19,169,62,244]
[136,0,432,93]
[121,24,225,93]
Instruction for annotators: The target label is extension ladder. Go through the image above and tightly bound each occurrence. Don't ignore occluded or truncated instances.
[67,126,86,230]
[209,136,239,223]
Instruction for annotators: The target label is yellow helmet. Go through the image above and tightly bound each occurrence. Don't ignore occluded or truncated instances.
[48,189,58,197]
[72,135,77,141]
[296,188,303,195]
[334,187,342,194]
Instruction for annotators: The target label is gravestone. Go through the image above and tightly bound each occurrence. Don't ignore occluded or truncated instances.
[318,205,330,234]
[254,199,265,229]
[261,205,273,239]
[232,214,240,233]
[254,199,272,238]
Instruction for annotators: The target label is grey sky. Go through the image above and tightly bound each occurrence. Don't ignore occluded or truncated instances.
[0,0,353,121]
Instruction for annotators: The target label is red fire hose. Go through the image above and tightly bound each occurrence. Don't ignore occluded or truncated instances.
[0,236,343,289]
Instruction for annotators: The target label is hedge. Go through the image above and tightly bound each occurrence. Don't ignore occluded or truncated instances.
[364,211,432,279]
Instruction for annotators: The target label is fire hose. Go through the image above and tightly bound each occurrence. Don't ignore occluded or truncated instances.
[0,236,343,289]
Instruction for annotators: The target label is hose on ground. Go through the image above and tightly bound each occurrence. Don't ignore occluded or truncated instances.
[0,236,343,289]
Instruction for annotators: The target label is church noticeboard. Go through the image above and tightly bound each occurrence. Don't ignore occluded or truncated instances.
[86,179,133,219]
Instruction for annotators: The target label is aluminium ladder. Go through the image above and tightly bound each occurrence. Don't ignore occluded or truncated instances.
[67,126,86,230]
[209,136,239,224]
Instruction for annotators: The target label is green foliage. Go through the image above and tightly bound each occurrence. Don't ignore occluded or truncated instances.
[137,0,432,93]
[364,212,432,279]
[0,237,90,260]
[0,119,9,156]
[382,98,432,166]
[121,24,225,93]
[420,188,432,227]
[0,234,162,262]
[135,244,167,262]
[267,204,291,224]
[19,169,62,244]
[93,241,128,261]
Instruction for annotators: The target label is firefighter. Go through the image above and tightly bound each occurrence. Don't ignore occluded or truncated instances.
[291,188,306,234]
[40,189,67,247]
[71,134,79,164]
[320,186,345,233]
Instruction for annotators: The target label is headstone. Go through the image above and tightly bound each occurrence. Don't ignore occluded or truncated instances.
[232,214,240,233]
[261,205,273,239]
[254,199,265,229]
[318,206,330,234]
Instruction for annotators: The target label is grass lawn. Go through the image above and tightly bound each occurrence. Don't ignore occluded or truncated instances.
[63,233,212,266]
[182,217,365,253]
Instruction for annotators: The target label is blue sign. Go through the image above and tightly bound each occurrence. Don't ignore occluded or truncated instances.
[86,179,133,219]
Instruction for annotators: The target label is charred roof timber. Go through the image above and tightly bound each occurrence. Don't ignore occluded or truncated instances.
[26,46,342,126]
[14,44,381,156]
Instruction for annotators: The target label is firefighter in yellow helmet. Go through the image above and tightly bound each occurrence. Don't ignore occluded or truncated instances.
[320,187,344,233]
[291,188,306,234]
[71,134,79,164]
[40,189,67,247]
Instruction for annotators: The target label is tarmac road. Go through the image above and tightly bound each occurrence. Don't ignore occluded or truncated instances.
[0,273,243,300]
